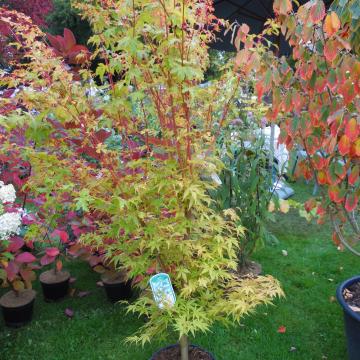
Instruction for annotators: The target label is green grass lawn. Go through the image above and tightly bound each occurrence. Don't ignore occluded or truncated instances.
[1,181,358,360]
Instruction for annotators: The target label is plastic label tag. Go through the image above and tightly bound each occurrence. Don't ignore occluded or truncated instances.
[149,273,176,309]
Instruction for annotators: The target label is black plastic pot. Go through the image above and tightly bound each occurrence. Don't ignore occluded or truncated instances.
[150,344,215,360]
[1,296,35,328]
[103,279,132,302]
[40,276,70,301]
[336,275,360,360]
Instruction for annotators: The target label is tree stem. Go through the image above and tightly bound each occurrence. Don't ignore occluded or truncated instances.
[180,335,189,360]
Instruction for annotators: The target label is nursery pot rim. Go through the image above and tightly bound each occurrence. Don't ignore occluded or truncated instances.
[39,269,70,285]
[150,343,215,360]
[0,289,36,308]
[336,275,360,323]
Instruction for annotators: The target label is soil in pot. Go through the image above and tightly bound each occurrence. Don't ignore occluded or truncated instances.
[343,282,360,312]
[101,272,132,302]
[0,289,36,327]
[152,345,214,360]
[40,270,70,301]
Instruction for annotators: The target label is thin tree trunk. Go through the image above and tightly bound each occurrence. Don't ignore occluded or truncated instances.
[269,123,275,181]
[180,335,189,360]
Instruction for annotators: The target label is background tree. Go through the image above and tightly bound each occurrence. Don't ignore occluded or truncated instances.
[234,0,360,255]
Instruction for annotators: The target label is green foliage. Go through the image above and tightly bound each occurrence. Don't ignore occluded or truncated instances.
[216,110,277,267]
[204,49,235,81]
[46,0,92,45]
[331,0,360,54]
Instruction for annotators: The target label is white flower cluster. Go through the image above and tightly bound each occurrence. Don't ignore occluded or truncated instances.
[0,181,17,204]
[0,212,22,241]
[0,182,22,241]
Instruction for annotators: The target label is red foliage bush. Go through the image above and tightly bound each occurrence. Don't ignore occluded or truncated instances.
[1,0,53,27]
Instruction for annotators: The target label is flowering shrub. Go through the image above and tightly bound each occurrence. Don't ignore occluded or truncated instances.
[0,181,16,204]
[0,181,21,241]
[0,212,22,241]
[0,180,38,292]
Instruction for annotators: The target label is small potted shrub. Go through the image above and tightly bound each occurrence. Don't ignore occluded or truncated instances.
[0,180,37,327]
[101,268,132,303]
[0,247,37,327]
[90,252,132,302]
[38,229,71,301]
[216,108,278,276]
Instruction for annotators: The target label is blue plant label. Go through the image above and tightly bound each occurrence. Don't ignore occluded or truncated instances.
[149,273,176,309]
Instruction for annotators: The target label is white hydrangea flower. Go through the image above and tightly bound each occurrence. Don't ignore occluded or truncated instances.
[0,211,22,241]
[0,181,17,204]
[0,182,22,240]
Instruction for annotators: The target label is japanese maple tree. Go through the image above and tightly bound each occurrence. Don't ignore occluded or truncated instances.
[0,2,283,359]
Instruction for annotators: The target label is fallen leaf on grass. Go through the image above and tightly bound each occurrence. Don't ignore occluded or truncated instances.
[96,281,104,287]
[68,288,76,297]
[329,296,336,303]
[279,200,290,213]
[69,277,77,284]
[289,346,297,352]
[278,326,286,333]
[282,250,288,256]
[65,308,74,318]
[78,291,91,298]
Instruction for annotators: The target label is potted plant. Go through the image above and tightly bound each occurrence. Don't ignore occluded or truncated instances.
[90,251,133,302]
[0,181,37,327]
[0,247,37,327]
[234,1,360,359]
[216,105,279,276]
[336,276,360,360]
[71,1,282,359]
[38,229,71,301]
